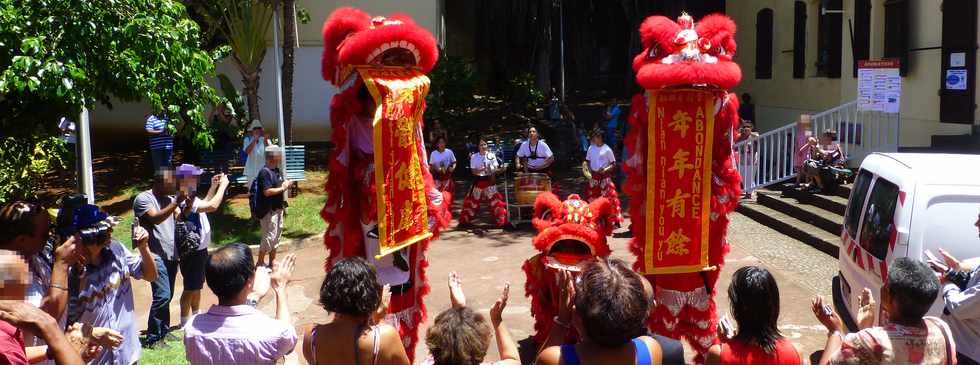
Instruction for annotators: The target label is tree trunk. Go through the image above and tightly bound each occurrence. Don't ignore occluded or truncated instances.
[241,65,261,124]
[281,0,296,144]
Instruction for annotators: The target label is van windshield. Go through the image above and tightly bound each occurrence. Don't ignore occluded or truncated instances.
[845,170,873,239]
[859,178,900,260]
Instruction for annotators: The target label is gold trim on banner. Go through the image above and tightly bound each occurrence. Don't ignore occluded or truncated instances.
[358,66,432,259]
[643,89,716,275]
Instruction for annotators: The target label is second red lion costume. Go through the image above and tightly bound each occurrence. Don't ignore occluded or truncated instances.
[623,13,742,363]
[523,193,617,343]
[319,7,449,361]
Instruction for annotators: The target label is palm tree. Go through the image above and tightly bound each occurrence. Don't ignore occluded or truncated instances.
[209,0,273,123]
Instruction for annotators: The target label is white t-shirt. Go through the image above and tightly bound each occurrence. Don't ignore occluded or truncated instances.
[429,149,456,169]
[190,198,212,250]
[517,140,554,169]
[470,152,499,176]
[587,144,616,172]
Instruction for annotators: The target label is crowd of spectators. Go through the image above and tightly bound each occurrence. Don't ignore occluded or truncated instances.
[1,168,979,365]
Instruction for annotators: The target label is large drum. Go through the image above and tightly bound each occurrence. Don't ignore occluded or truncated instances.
[515,173,552,205]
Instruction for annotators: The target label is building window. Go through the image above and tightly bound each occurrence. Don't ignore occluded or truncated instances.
[793,1,807,79]
[884,0,909,75]
[756,9,774,79]
[853,0,871,77]
[816,0,843,78]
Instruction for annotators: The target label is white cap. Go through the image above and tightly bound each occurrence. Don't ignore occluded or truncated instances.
[249,119,263,130]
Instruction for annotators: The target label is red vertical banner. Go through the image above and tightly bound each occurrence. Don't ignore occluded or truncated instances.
[359,66,432,258]
[643,89,715,274]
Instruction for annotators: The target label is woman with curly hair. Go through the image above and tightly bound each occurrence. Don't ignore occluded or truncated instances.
[422,272,520,365]
[302,257,409,365]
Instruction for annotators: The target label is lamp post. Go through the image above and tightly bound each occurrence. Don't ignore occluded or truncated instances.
[271,2,288,199]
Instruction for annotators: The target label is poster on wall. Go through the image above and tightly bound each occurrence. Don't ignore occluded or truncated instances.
[857,60,902,113]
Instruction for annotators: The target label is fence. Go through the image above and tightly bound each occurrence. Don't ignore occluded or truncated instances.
[734,101,899,193]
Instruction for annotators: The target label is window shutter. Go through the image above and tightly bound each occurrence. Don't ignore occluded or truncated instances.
[756,9,774,79]
[883,0,909,76]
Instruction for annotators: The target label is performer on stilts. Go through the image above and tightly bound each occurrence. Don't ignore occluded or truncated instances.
[516,126,558,194]
[623,13,743,363]
[458,138,508,228]
[319,7,449,362]
[583,128,624,224]
[429,135,456,194]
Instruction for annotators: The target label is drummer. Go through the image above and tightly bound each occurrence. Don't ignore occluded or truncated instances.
[429,135,456,193]
[584,128,623,224]
[516,126,558,193]
[458,138,508,228]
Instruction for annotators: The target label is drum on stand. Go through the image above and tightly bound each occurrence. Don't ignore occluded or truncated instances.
[514,173,552,205]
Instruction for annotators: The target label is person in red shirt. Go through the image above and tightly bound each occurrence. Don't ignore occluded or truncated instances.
[0,249,83,365]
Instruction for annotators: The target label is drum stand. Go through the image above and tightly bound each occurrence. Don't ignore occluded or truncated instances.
[503,166,535,227]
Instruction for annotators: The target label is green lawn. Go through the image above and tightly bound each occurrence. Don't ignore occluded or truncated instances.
[139,331,189,365]
[110,190,326,248]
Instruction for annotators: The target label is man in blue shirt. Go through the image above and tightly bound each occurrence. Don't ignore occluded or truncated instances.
[145,114,173,169]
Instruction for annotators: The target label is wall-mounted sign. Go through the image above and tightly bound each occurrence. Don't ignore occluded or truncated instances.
[857,60,902,113]
[946,69,969,90]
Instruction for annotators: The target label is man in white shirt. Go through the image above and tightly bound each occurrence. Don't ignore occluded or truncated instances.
[584,130,623,223]
[516,127,555,173]
[429,136,457,193]
[929,211,980,365]
[459,139,508,228]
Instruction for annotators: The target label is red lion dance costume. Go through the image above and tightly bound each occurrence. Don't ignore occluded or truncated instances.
[623,13,742,363]
[320,7,449,361]
[522,193,617,344]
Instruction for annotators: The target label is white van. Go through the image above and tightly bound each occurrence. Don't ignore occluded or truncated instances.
[835,153,980,327]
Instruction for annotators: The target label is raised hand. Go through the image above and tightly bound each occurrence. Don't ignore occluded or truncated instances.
[372,284,391,325]
[490,282,510,327]
[132,225,149,249]
[449,271,466,309]
[810,296,842,333]
[270,254,296,291]
[856,288,877,330]
[556,270,576,324]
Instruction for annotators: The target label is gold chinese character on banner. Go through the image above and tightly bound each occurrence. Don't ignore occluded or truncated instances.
[659,229,692,260]
[669,110,692,138]
[668,149,695,178]
[395,117,414,147]
[666,189,692,218]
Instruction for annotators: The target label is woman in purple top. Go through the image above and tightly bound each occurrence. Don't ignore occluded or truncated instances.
[71,205,157,365]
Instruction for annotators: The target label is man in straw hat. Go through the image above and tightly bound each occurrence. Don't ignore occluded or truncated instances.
[244,119,271,188]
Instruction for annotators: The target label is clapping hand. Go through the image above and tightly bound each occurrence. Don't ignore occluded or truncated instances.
[490,282,510,328]
[132,225,150,250]
[449,272,466,309]
[810,296,843,333]
[556,270,576,325]
[856,288,877,329]
[213,173,229,187]
[270,254,296,292]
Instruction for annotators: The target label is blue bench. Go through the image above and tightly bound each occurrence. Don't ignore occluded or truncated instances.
[228,145,306,187]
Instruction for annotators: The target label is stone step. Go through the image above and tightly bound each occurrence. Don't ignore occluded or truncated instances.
[736,200,840,258]
[782,188,849,216]
[756,192,844,236]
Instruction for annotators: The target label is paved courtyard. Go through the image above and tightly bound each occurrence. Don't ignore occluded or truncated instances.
[131,212,838,364]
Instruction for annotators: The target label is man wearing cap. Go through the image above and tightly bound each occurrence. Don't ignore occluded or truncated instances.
[133,167,182,348]
[174,164,229,328]
[145,114,173,170]
[72,204,157,365]
[244,120,271,188]
[256,145,292,267]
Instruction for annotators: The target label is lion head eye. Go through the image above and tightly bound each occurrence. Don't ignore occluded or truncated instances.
[647,47,657,59]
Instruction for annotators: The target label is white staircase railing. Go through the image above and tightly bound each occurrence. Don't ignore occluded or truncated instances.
[735,101,899,193]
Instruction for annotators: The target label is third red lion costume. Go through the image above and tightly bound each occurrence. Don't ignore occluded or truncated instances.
[319,7,449,361]
[623,13,742,363]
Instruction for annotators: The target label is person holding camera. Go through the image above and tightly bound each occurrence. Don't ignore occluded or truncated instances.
[72,204,157,365]
[133,167,181,348]
[256,145,292,268]
[927,211,980,365]
[174,164,230,328]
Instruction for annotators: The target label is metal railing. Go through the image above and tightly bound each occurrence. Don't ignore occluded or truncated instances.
[734,101,899,193]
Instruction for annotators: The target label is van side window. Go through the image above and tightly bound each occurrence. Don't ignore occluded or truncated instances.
[845,170,874,238]
[859,178,900,260]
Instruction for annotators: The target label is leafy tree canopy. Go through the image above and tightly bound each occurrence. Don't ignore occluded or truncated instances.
[0,0,221,202]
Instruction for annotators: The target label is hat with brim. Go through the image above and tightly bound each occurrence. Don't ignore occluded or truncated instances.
[249,119,263,130]
[175,163,204,177]
[72,204,121,231]
[265,144,282,155]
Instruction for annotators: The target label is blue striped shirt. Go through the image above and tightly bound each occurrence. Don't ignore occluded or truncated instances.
[145,115,173,150]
